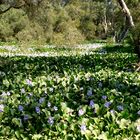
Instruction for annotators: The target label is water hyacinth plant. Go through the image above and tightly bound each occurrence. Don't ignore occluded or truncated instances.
[0,44,140,139]
[117,105,124,111]
[89,100,94,108]
[104,101,111,108]
[78,109,85,116]
[18,105,24,112]
[137,110,140,115]
[35,106,40,114]
[47,117,54,126]
[80,124,87,132]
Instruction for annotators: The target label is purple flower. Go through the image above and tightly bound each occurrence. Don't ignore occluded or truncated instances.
[48,117,54,125]
[104,102,111,108]
[23,115,29,121]
[35,106,40,114]
[47,102,51,107]
[98,82,103,88]
[80,124,86,132]
[53,106,58,111]
[137,110,140,115]
[102,95,107,100]
[0,104,4,112]
[26,79,32,86]
[78,109,84,116]
[87,88,92,97]
[21,88,25,93]
[18,105,24,112]
[89,100,94,108]
[117,105,124,111]
[39,97,45,104]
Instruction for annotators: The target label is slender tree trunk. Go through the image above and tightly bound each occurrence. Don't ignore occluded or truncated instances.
[116,0,134,43]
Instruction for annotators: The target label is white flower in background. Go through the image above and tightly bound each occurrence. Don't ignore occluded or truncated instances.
[1,92,7,96]
[137,125,140,132]
[80,87,84,91]
[135,119,140,133]
[53,106,58,111]
[78,109,85,116]
[21,88,25,93]
[49,88,53,92]
[47,102,51,107]
[7,92,11,96]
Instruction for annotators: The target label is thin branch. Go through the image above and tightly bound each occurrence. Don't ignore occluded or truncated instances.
[0,2,25,14]
[0,6,12,14]
[117,0,134,27]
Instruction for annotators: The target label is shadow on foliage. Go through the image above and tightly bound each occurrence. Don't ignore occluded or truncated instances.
[0,50,137,79]
[103,44,135,53]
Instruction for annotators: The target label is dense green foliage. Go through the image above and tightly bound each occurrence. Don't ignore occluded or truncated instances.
[0,0,140,45]
[0,45,140,139]
[0,0,140,139]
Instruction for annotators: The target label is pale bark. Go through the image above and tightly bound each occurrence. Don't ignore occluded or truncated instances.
[117,0,134,42]
[117,0,134,27]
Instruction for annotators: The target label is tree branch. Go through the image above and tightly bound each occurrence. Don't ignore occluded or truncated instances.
[0,1,25,14]
[117,0,134,27]
[0,6,12,14]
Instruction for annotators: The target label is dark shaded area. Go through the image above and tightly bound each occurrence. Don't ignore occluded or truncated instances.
[0,46,137,79]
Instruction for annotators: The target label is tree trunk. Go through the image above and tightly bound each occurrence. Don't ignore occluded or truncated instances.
[116,0,134,43]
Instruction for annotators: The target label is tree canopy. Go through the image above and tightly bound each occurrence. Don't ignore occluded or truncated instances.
[0,0,140,45]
